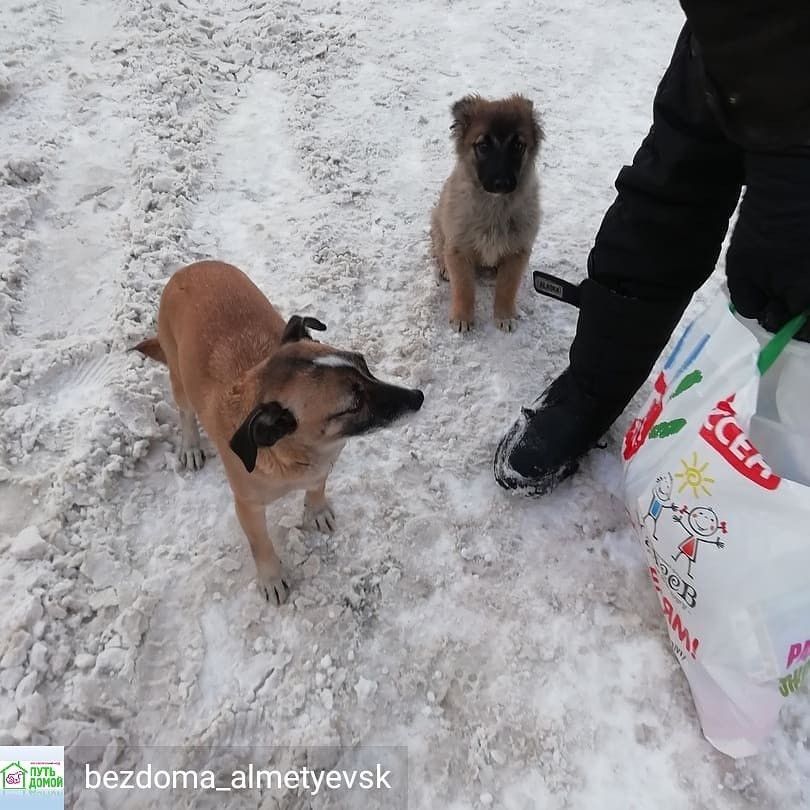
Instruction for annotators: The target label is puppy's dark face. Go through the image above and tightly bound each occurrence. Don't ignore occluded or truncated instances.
[229,318,424,472]
[470,132,526,194]
[450,94,543,195]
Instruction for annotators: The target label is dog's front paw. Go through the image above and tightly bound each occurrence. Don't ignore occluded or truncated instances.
[495,316,518,333]
[305,502,336,533]
[437,262,449,282]
[257,570,290,606]
[178,443,205,471]
[450,317,473,333]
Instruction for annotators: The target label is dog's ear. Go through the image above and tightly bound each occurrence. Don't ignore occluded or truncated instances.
[515,95,544,149]
[531,108,544,149]
[281,315,327,344]
[450,94,480,139]
[229,402,298,472]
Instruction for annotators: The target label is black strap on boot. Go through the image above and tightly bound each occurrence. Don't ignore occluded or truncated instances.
[533,271,582,308]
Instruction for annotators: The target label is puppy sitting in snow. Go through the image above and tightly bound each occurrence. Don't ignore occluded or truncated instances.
[135,261,424,605]
[431,94,543,332]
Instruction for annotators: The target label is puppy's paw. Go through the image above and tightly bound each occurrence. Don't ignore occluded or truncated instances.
[178,444,205,471]
[450,317,473,333]
[437,262,449,282]
[257,570,290,606]
[495,316,518,333]
[305,502,336,533]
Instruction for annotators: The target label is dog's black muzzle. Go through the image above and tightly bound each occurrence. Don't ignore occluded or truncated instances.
[343,382,424,436]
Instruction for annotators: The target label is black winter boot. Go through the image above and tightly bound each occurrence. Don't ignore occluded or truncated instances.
[494,279,687,495]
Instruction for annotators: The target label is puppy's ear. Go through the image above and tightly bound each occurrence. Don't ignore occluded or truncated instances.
[515,95,544,149]
[531,109,545,149]
[450,94,480,139]
[281,315,327,344]
[229,402,298,473]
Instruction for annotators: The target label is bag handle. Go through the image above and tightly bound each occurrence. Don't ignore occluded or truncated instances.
[757,311,809,375]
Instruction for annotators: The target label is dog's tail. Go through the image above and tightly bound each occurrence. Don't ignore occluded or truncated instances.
[132,337,167,364]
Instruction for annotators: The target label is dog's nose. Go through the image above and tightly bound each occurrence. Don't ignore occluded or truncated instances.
[410,389,425,410]
[493,177,514,193]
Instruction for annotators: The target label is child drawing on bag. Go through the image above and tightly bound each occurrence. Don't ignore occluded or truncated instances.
[671,505,727,579]
[642,473,676,540]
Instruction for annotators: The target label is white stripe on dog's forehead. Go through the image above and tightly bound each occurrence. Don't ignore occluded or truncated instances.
[312,355,355,369]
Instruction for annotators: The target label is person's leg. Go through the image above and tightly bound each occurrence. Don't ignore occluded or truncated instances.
[495,26,744,494]
[726,145,810,340]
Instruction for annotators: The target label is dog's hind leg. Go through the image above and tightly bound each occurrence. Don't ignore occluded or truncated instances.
[178,410,205,471]
[234,496,289,605]
[169,368,205,471]
[494,251,529,332]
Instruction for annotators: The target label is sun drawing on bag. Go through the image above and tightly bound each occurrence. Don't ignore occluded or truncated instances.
[675,452,715,497]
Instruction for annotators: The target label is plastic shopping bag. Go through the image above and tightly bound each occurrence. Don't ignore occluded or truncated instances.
[623,295,810,758]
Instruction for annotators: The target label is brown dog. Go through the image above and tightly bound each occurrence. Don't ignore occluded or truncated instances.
[430,94,543,332]
[135,261,424,604]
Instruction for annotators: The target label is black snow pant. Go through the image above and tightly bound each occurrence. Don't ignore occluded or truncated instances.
[570,25,810,409]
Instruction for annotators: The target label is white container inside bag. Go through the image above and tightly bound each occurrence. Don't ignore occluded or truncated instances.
[733,311,810,486]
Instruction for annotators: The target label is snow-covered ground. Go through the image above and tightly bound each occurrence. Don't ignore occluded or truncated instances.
[1,0,808,807]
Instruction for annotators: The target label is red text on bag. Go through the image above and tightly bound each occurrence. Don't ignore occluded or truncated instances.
[787,639,810,669]
[649,567,700,659]
[699,397,781,491]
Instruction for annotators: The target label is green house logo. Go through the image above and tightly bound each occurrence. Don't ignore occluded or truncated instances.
[1,761,27,791]
[1,746,65,808]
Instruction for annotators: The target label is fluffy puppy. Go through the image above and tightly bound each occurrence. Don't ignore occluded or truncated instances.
[431,94,543,332]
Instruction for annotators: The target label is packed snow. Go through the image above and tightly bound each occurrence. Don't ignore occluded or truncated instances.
[1,0,808,807]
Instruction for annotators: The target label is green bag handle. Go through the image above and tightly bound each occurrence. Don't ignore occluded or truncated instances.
[756,311,809,375]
